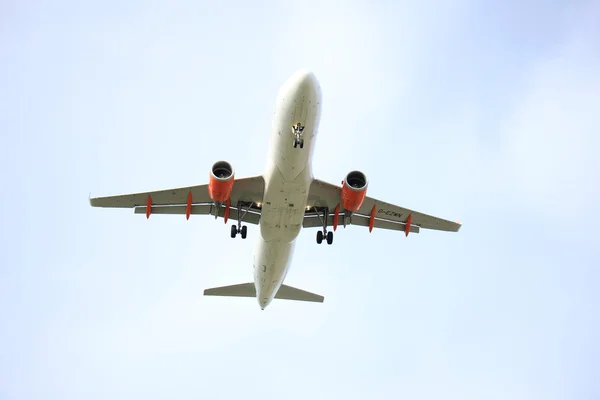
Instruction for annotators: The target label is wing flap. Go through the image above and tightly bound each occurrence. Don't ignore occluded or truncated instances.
[347,214,420,233]
[133,204,262,225]
[302,214,419,233]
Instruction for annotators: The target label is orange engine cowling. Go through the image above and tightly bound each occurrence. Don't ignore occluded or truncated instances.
[341,170,368,212]
[208,160,235,203]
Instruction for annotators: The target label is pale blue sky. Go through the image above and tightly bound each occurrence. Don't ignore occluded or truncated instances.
[1,1,598,399]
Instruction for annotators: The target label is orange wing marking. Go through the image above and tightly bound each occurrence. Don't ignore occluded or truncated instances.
[405,214,412,237]
[146,195,152,219]
[224,197,231,224]
[369,205,376,232]
[333,204,340,231]
[186,191,192,220]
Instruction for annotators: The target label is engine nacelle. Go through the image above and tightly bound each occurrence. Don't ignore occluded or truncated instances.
[341,170,368,212]
[208,160,235,203]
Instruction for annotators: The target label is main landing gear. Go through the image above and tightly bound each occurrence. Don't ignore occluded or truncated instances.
[316,230,333,245]
[230,224,247,239]
[292,122,305,149]
[230,202,250,239]
[314,207,334,245]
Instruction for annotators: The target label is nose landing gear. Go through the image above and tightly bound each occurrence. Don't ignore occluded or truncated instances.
[292,122,305,149]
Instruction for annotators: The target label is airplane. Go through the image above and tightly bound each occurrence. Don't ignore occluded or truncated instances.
[89,69,461,310]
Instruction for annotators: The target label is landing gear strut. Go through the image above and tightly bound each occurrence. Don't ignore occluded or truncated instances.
[230,201,250,239]
[314,207,333,245]
[292,122,305,149]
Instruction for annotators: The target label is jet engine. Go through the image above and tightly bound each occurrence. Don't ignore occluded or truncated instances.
[341,170,368,212]
[208,160,235,203]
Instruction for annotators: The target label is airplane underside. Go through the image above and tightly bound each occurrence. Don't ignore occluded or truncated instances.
[89,69,461,310]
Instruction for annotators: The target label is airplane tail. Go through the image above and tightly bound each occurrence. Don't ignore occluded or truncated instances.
[203,283,324,303]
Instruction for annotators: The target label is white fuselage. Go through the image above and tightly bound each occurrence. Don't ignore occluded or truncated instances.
[253,70,322,309]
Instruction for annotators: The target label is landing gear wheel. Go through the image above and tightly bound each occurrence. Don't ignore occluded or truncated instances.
[316,230,323,244]
[326,231,333,245]
[241,225,247,239]
[293,138,298,148]
[299,139,304,149]
[230,224,237,238]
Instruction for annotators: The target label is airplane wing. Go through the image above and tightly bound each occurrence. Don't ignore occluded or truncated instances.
[90,175,265,224]
[305,179,461,233]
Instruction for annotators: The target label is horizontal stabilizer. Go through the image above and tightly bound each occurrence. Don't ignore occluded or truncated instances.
[275,284,324,303]
[203,283,324,303]
[204,283,256,298]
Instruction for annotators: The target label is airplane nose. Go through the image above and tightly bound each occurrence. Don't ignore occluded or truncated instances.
[292,69,318,91]
[278,69,321,102]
